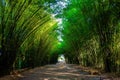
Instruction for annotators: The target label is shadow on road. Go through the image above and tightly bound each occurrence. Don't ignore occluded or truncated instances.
[17,64,113,80]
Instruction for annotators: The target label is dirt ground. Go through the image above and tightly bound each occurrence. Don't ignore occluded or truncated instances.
[0,64,120,80]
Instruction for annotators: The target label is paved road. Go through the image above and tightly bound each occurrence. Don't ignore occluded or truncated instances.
[17,64,112,80]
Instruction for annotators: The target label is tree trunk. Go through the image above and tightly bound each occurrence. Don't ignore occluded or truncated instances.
[99,33,113,72]
[0,49,17,76]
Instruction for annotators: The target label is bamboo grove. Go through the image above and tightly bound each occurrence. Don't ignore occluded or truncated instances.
[60,0,120,73]
[0,0,120,76]
[0,0,59,76]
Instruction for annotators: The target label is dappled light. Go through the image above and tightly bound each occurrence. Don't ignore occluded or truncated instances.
[0,0,120,80]
[16,65,111,80]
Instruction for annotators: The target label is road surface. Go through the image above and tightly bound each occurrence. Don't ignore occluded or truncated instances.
[17,64,112,80]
